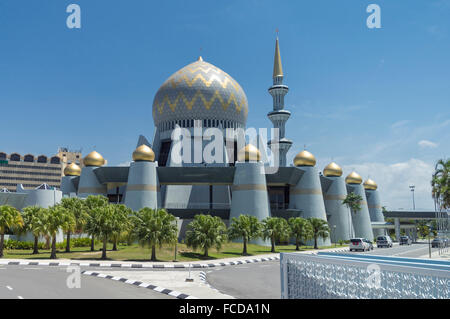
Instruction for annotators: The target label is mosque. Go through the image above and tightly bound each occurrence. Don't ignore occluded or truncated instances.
[59,38,386,244]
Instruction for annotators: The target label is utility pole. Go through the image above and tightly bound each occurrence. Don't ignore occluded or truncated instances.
[409,185,415,210]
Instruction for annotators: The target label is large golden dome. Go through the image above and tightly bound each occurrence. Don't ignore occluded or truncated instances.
[293,150,316,167]
[345,171,363,185]
[323,162,343,177]
[152,57,248,128]
[83,151,105,167]
[64,162,81,176]
[364,178,378,190]
[132,145,155,162]
[237,144,261,162]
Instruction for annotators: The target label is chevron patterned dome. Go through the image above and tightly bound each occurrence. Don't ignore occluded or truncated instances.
[152,57,248,128]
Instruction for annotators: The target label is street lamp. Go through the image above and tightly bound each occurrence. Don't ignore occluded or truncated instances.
[409,185,416,210]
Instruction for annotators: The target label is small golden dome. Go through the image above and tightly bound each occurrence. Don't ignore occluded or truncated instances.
[64,162,81,176]
[345,171,363,185]
[132,144,155,162]
[293,150,316,167]
[83,151,105,167]
[237,144,261,162]
[323,162,343,177]
[364,178,378,190]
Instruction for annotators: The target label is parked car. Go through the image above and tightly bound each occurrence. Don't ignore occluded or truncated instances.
[363,238,374,250]
[399,236,412,245]
[431,237,446,248]
[376,235,393,248]
[350,238,371,252]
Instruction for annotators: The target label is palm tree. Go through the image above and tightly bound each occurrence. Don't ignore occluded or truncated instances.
[0,205,24,258]
[261,217,290,253]
[308,218,330,249]
[21,206,47,254]
[132,208,177,261]
[60,197,88,252]
[228,215,261,255]
[84,195,109,251]
[111,204,133,251]
[342,192,363,214]
[431,159,449,234]
[46,205,76,259]
[89,204,129,260]
[288,217,313,251]
[185,214,227,258]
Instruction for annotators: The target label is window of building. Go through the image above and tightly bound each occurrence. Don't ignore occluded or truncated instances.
[37,156,47,163]
[24,154,34,162]
[50,156,60,164]
[10,153,21,161]
[158,140,172,167]
[0,153,6,159]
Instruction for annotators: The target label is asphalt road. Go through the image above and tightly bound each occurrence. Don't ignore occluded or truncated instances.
[0,265,174,299]
[206,242,440,299]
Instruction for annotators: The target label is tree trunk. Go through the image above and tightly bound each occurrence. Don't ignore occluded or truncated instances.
[314,236,318,249]
[271,235,275,253]
[0,233,4,258]
[243,238,248,255]
[45,235,50,249]
[101,238,107,260]
[33,235,39,254]
[91,234,95,251]
[295,238,300,251]
[50,234,57,259]
[151,245,156,261]
[113,238,117,251]
[204,246,208,257]
[66,231,71,253]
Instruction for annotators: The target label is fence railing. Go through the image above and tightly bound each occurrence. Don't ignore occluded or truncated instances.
[280,252,450,299]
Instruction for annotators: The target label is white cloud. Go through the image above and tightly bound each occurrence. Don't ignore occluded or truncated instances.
[340,159,435,211]
[418,140,438,148]
[118,161,131,167]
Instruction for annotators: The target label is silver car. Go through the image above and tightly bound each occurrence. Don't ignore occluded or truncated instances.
[376,235,393,248]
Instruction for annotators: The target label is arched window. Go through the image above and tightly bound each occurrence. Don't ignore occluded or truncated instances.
[24,154,34,162]
[0,152,6,159]
[37,155,47,163]
[50,156,60,164]
[10,153,21,161]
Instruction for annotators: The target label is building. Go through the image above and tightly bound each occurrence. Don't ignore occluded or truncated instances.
[0,149,82,192]
[55,37,387,243]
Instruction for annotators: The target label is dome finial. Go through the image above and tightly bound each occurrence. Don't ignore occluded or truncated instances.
[83,151,105,167]
[323,162,343,177]
[133,144,155,162]
[197,56,203,62]
[237,144,261,162]
[346,171,363,185]
[294,150,316,167]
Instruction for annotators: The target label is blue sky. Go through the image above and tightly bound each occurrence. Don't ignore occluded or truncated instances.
[0,0,448,209]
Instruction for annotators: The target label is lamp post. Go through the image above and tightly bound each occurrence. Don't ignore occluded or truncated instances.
[409,185,415,210]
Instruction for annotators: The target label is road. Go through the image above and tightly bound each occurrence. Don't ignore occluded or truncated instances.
[206,242,440,299]
[0,265,174,299]
[0,242,439,299]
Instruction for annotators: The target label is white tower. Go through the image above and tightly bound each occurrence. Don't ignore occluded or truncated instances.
[267,37,292,167]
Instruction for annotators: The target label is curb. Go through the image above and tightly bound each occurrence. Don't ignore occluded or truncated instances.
[310,248,349,255]
[0,256,280,269]
[82,270,197,299]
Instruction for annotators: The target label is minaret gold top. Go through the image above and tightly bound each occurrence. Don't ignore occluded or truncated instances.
[273,37,283,78]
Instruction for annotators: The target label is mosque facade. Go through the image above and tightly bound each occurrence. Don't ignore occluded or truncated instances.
[59,38,386,244]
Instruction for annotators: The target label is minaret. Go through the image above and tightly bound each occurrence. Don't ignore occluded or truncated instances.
[267,37,292,167]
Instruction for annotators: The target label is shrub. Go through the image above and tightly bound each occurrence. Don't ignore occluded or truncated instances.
[4,239,45,250]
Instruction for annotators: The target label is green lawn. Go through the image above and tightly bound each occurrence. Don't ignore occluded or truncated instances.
[2,242,346,262]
